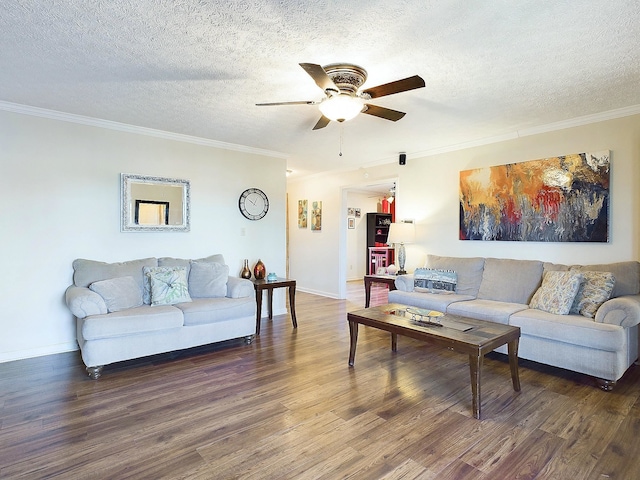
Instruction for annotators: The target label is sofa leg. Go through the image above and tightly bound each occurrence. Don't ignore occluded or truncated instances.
[86,366,104,380]
[597,378,616,391]
[244,335,254,345]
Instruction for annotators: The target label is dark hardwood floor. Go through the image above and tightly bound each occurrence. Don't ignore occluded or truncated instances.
[1,281,639,479]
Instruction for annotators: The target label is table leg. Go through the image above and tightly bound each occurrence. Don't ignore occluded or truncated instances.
[288,285,298,328]
[267,288,274,320]
[508,338,521,392]
[348,321,358,366]
[255,288,263,335]
[469,353,483,420]
[364,277,372,308]
[391,333,397,352]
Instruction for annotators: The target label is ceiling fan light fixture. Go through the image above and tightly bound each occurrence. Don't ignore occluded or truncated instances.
[318,94,364,122]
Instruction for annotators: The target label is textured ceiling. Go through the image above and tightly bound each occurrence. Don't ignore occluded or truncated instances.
[1,1,639,178]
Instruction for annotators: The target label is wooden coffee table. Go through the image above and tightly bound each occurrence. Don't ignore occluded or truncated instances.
[347,303,521,419]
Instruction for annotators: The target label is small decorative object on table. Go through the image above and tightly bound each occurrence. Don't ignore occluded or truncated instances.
[253,259,266,279]
[406,307,444,327]
[267,272,277,281]
[240,259,252,279]
[386,264,398,275]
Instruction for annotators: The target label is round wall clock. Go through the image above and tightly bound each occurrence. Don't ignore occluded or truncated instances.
[238,188,269,220]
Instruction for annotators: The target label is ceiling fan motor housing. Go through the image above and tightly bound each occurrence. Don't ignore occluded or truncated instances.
[323,63,368,96]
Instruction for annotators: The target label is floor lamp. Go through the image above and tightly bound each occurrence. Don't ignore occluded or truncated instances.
[387,222,415,275]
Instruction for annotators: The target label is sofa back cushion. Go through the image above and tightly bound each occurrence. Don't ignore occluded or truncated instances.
[158,254,225,277]
[477,258,543,304]
[570,261,640,298]
[425,255,485,297]
[73,257,158,293]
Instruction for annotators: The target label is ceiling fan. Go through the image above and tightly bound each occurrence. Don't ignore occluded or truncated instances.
[256,63,425,130]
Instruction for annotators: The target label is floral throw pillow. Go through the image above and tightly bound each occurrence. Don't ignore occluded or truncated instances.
[144,266,192,306]
[529,271,584,315]
[570,271,615,318]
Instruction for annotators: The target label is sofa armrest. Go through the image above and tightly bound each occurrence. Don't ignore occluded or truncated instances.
[65,286,107,319]
[226,276,254,299]
[594,295,640,328]
[394,274,415,292]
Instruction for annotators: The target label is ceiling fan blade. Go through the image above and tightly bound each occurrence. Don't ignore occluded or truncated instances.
[361,75,425,99]
[362,104,406,121]
[312,115,331,130]
[256,101,317,106]
[299,63,339,93]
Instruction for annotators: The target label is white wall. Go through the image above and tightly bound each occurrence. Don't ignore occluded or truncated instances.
[0,110,287,362]
[288,114,640,299]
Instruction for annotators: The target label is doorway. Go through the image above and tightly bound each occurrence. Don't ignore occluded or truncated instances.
[339,178,397,299]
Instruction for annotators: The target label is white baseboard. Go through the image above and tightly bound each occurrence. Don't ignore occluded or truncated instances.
[296,287,341,299]
[0,342,78,364]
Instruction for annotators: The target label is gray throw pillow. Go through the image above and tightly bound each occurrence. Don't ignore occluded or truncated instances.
[188,261,229,298]
[89,276,143,313]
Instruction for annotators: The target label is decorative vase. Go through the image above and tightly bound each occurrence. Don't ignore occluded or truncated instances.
[240,259,252,279]
[253,259,266,279]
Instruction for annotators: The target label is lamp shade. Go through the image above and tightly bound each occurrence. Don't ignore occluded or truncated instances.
[387,222,415,245]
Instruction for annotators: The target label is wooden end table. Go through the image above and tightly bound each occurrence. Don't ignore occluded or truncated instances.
[364,275,398,308]
[347,303,521,419]
[252,277,298,335]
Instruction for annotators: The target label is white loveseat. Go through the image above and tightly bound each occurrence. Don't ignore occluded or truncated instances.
[65,254,256,378]
[389,255,640,390]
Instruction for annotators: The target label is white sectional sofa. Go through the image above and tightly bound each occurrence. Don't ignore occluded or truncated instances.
[389,255,640,390]
[65,254,256,379]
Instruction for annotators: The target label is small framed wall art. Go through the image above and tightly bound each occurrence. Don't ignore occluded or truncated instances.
[311,201,322,231]
[298,200,308,228]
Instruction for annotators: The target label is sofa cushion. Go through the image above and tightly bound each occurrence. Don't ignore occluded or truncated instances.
[446,299,529,324]
[530,271,584,315]
[510,308,626,352]
[388,290,474,312]
[80,305,184,340]
[425,255,485,297]
[176,297,256,326]
[477,258,543,304]
[570,261,639,298]
[89,276,143,313]
[414,268,457,294]
[144,266,192,306]
[542,262,570,274]
[73,257,157,292]
[570,271,616,318]
[189,261,229,298]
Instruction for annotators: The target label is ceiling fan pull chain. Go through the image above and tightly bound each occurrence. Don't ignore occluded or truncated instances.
[339,124,344,156]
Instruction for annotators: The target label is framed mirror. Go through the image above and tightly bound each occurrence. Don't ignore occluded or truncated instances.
[121,173,190,232]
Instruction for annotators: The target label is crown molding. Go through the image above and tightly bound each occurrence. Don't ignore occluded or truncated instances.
[409,104,640,160]
[0,101,289,160]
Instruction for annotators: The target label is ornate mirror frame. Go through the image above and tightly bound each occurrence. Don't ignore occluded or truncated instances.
[121,173,191,232]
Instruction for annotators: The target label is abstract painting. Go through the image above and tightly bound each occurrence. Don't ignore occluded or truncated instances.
[459,151,610,242]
